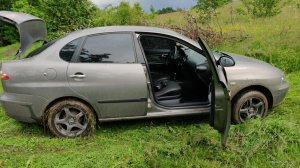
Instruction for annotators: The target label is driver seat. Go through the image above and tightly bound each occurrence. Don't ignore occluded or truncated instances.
[155,81,181,101]
[151,72,170,90]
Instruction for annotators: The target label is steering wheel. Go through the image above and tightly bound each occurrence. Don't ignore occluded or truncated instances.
[169,46,178,59]
[177,47,188,66]
[166,46,177,66]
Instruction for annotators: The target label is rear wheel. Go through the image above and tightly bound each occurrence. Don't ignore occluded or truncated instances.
[232,91,268,124]
[46,99,96,137]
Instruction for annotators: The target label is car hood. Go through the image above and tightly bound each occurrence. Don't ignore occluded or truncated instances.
[0,11,47,55]
[213,51,283,75]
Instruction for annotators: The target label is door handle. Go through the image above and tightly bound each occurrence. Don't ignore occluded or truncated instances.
[69,73,86,79]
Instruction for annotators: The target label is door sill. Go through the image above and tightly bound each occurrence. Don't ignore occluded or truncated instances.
[98,107,210,122]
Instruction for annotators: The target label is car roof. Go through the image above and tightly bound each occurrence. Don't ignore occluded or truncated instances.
[66,26,200,48]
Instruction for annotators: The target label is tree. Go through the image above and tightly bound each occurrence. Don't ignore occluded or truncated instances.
[241,0,282,18]
[195,0,230,24]
[150,5,155,14]
[113,2,132,25]
[0,0,13,10]
[8,0,97,40]
[132,3,145,25]
[39,0,97,39]
[156,7,176,14]
[194,0,230,35]
[0,0,15,46]
[93,2,150,26]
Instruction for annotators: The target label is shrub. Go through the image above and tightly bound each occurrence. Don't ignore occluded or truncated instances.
[194,0,230,24]
[241,0,282,18]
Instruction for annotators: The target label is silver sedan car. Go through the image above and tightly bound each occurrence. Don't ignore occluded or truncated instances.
[0,11,288,145]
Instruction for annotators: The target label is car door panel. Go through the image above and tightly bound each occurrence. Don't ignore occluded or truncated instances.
[67,63,148,118]
[66,33,148,119]
[198,38,231,146]
[210,78,231,145]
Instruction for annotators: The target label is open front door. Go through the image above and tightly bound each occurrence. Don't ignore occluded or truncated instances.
[198,38,231,147]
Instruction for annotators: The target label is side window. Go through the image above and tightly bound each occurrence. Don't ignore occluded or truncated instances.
[139,36,175,64]
[139,35,207,68]
[78,33,136,63]
[184,46,207,64]
[140,36,174,50]
[60,38,80,62]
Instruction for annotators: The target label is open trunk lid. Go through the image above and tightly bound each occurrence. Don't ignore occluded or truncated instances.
[0,11,47,57]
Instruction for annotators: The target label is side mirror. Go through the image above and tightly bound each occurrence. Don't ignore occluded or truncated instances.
[218,56,235,67]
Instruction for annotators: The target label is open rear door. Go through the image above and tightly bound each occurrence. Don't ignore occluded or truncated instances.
[198,38,231,147]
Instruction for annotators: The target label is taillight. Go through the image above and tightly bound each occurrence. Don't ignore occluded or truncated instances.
[0,71,10,80]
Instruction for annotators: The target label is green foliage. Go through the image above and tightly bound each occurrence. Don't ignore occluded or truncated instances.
[195,0,230,23]
[150,5,156,14]
[241,0,282,18]
[1,1,153,44]
[12,0,43,18]
[0,23,18,46]
[111,2,133,25]
[156,7,176,14]
[93,2,152,26]
[0,0,15,46]
[38,0,97,39]
[1,0,97,41]
[0,0,13,10]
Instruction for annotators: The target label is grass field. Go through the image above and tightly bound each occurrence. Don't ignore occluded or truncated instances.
[0,71,299,167]
[0,1,300,167]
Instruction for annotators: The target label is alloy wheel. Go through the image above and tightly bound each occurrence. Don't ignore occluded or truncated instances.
[54,106,88,137]
[239,97,265,122]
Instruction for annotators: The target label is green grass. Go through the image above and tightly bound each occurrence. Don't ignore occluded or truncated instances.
[0,42,42,62]
[0,2,300,167]
[0,43,19,61]
[0,71,299,167]
[0,41,299,167]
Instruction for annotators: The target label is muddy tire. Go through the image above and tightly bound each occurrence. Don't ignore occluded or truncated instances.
[46,99,96,137]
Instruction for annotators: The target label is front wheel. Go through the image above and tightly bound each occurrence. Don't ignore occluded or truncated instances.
[232,91,268,124]
[46,99,96,137]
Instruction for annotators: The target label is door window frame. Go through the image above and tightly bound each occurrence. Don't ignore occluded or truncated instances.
[135,33,212,110]
[58,37,84,62]
[70,32,139,64]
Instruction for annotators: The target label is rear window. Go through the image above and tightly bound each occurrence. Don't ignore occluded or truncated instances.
[59,38,80,62]
[26,40,57,58]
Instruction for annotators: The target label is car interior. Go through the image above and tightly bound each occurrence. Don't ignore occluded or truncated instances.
[139,35,212,107]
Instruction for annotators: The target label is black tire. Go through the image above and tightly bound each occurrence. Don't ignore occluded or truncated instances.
[46,99,96,137]
[232,91,268,124]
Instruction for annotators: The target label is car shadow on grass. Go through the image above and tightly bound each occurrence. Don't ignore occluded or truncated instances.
[14,121,49,137]
[13,114,210,137]
[97,114,210,133]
